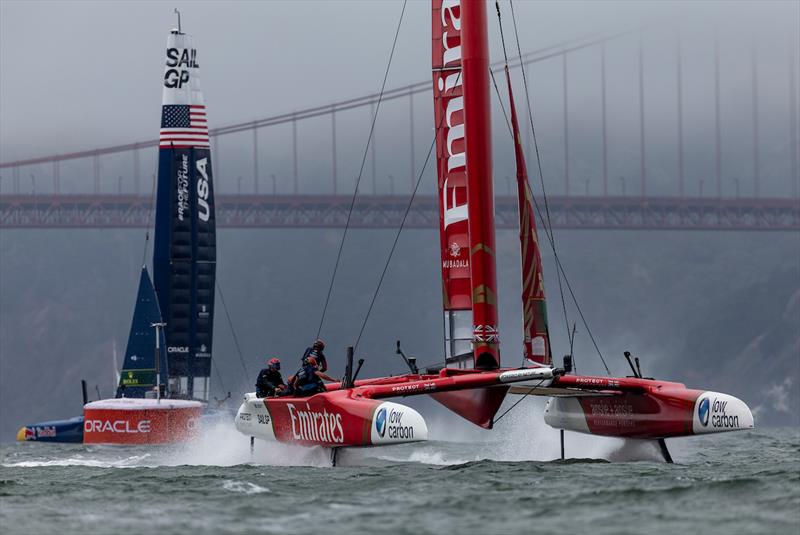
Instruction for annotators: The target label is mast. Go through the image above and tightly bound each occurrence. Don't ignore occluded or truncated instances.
[153,23,216,401]
[432,0,500,370]
[462,0,500,369]
[433,0,472,368]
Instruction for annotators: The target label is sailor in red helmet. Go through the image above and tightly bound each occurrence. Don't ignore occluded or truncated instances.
[255,357,287,398]
[290,355,336,397]
[302,339,328,372]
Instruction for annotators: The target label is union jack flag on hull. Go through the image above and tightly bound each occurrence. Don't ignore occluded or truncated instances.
[159,104,209,148]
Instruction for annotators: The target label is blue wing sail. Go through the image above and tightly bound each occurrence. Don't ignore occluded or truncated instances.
[152,30,216,401]
[116,267,167,398]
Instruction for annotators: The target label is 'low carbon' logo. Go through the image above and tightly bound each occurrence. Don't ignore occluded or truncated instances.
[698,397,710,427]
[375,408,387,437]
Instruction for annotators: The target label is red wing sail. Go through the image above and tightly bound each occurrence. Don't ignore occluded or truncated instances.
[433,0,473,364]
[504,66,552,365]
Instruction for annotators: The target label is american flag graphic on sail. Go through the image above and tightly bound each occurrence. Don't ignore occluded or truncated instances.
[159,104,209,148]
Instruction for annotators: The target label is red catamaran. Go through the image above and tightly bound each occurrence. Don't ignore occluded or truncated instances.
[235,0,753,464]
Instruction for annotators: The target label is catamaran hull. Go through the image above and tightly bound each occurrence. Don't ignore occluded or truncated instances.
[235,392,428,448]
[16,416,84,443]
[83,398,202,445]
[544,389,754,439]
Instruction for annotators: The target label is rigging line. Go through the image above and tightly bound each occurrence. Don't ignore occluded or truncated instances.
[353,115,438,352]
[215,278,250,382]
[494,1,572,362]
[211,357,226,395]
[353,70,462,354]
[507,0,610,375]
[490,60,582,371]
[489,68,513,136]
[140,161,158,267]
[552,253,609,374]
[315,0,408,340]
[493,378,547,424]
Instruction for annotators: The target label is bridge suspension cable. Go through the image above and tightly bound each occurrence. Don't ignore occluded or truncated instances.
[0,30,633,170]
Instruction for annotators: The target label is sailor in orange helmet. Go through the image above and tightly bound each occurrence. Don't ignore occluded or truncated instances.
[290,355,336,397]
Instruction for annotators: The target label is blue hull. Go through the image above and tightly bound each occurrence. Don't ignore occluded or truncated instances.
[17,416,84,443]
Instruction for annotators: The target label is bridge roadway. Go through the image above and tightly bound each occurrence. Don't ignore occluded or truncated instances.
[1,193,797,231]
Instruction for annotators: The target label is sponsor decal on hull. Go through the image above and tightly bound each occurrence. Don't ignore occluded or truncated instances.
[370,402,428,445]
[693,392,754,434]
[237,394,429,447]
[374,407,416,440]
[287,403,344,444]
[83,405,201,444]
[84,419,152,434]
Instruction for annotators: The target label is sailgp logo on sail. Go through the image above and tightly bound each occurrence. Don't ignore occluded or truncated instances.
[164,47,199,89]
[176,155,190,221]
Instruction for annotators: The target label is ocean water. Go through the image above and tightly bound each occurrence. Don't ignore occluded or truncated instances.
[1,411,798,535]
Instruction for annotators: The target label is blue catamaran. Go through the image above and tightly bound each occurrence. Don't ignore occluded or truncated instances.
[18,18,217,443]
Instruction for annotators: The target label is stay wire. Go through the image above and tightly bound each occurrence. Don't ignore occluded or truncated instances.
[140,162,158,267]
[493,378,547,424]
[354,112,438,352]
[215,278,250,383]
[354,71,461,353]
[506,0,610,374]
[211,357,226,395]
[316,0,408,340]
[488,64,573,371]
[494,1,572,367]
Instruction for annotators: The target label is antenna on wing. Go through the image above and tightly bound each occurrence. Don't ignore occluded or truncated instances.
[173,8,182,34]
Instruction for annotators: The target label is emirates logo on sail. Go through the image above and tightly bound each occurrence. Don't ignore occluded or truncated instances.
[436,0,467,232]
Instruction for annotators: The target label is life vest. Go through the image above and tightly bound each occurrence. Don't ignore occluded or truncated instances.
[294,364,323,395]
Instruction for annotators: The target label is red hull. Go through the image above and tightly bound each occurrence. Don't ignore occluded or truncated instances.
[236,367,556,446]
[83,399,202,445]
[543,375,754,439]
[236,391,428,448]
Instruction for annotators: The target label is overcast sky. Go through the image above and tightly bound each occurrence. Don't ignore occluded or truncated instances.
[1,1,797,166]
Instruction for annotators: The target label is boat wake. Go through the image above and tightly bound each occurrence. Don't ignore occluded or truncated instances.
[3,452,153,469]
[221,479,270,494]
[4,399,667,469]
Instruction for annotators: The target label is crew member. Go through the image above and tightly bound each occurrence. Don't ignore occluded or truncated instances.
[291,356,336,397]
[302,339,328,372]
[255,357,286,398]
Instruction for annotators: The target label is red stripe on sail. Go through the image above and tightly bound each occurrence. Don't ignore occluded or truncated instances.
[505,66,551,366]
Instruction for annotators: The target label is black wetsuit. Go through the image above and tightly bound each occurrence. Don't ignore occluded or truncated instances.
[292,363,324,397]
[255,367,285,398]
[302,347,327,372]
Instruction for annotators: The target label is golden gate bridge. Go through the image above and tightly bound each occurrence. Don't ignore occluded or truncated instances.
[1,32,797,231]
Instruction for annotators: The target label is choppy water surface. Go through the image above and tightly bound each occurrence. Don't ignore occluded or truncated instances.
[1,418,797,535]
